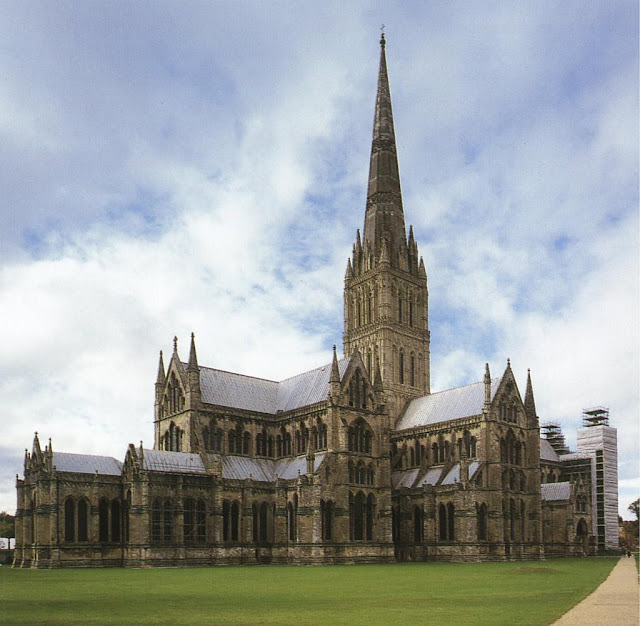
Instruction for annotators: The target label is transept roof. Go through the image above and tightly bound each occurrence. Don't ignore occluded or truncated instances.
[395,377,503,431]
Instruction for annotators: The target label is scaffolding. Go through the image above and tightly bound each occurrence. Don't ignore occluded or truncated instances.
[541,422,570,455]
[582,406,609,427]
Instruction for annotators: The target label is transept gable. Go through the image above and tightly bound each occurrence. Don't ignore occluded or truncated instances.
[339,351,376,410]
[491,361,526,426]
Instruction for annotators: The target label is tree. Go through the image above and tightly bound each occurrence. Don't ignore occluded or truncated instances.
[0,511,15,539]
[629,499,639,522]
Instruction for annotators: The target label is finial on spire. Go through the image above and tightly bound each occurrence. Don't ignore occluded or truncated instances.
[524,368,537,424]
[173,336,178,353]
[484,363,491,407]
[187,332,199,371]
[380,24,386,46]
[156,350,166,386]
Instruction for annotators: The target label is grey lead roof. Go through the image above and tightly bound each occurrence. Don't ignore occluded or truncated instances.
[540,438,560,462]
[53,452,123,476]
[417,466,444,487]
[391,468,419,489]
[391,461,482,489]
[395,377,503,431]
[541,481,572,501]
[196,359,350,414]
[214,453,326,482]
[143,450,206,474]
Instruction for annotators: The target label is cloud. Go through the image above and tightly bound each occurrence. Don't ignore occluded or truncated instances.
[0,2,637,517]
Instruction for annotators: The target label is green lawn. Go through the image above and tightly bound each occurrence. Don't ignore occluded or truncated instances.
[0,558,617,625]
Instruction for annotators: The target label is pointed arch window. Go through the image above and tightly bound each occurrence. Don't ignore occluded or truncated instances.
[321,500,334,541]
[152,499,162,542]
[111,500,121,542]
[477,503,488,541]
[398,350,404,384]
[410,353,415,386]
[99,498,109,542]
[259,502,268,543]
[413,506,423,543]
[64,498,75,542]
[78,498,88,542]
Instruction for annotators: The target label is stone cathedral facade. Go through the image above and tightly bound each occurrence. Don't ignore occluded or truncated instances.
[14,36,614,568]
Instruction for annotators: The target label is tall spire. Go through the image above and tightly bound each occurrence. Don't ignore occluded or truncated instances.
[363,32,407,261]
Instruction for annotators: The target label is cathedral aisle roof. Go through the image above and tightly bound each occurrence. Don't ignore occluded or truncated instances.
[395,377,502,431]
[196,358,349,415]
[53,452,123,475]
[540,438,560,462]
[143,449,206,474]
[211,453,326,482]
[541,481,572,501]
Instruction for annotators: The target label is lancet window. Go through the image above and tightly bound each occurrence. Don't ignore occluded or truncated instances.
[347,419,372,453]
[349,491,375,541]
[184,498,206,543]
[321,499,334,541]
[438,502,455,541]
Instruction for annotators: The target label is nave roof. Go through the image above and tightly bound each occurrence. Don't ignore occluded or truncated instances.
[52,452,123,476]
[191,358,350,415]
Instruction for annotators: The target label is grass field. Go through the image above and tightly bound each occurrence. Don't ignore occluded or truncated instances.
[0,558,617,625]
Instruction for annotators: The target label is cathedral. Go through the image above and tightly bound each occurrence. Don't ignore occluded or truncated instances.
[13,35,618,568]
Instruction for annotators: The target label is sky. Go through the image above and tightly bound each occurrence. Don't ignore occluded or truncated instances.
[1,2,638,518]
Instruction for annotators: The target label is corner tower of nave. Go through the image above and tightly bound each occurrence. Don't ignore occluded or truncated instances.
[343,33,430,421]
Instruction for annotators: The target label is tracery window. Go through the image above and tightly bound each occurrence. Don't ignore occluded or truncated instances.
[163,422,183,452]
[438,503,455,540]
[349,491,375,541]
[347,419,373,453]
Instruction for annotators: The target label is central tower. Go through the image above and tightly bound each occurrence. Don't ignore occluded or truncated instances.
[343,34,430,420]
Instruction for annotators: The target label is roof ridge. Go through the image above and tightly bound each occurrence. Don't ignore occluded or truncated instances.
[194,364,279,384]
[278,357,349,384]
[188,356,351,388]
[54,451,121,460]
[427,376,501,397]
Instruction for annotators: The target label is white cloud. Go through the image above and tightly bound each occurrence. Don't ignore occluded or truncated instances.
[0,2,637,517]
